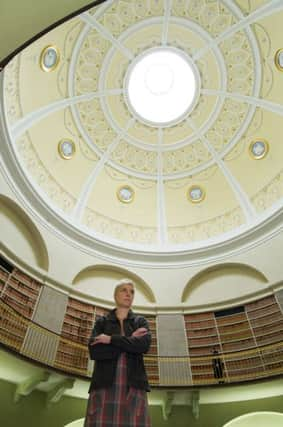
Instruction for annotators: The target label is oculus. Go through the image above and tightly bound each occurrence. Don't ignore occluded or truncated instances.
[117,186,135,203]
[125,48,199,126]
[58,139,76,159]
[40,45,60,72]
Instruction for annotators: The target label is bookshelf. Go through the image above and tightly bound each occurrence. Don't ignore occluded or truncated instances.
[144,315,159,385]
[0,265,10,295]
[61,297,95,344]
[246,296,283,336]
[0,257,282,385]
[54,339,89,375]
[0,300,29,351]
[184,312,223,383]
[1,268,41,319]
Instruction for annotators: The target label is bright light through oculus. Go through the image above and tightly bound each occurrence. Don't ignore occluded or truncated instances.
[126,49,198,125]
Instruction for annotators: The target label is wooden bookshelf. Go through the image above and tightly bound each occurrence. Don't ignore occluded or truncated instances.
[246,296,283,349]
[1,268,41,319]
[216,318,254,352]
[0,300,28,351]
[0,265,10,294]
[246,295,276,311]
[185,314,220,352]
[184,312,224,383]
[54,339,89,375]
[61,298,95,345]
[261,347,283,367]
[144,315,159,385]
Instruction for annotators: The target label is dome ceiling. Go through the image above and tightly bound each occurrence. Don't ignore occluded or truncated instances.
[2,0,283,255]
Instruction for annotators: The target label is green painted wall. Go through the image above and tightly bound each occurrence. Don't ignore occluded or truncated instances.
[0,0,102,63]
[0,379,86,427]
[0,378,282,427]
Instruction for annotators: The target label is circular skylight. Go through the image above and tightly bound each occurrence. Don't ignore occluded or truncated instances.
[125,48,199,126]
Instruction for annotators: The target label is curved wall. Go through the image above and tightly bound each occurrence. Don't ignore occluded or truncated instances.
[0,258,283,387]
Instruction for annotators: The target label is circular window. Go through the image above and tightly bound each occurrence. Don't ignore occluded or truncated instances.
[125,48,200,126]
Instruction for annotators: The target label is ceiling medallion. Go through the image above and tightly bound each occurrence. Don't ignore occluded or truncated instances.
[58,139,76,159]
[275,48,283,71]
[40,45,60,72]
[249,140,269,160]
[187,186,205,204]
[117,186,135,204]
[124,47,200,127]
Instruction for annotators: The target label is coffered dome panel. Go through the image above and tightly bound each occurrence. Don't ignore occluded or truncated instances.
[225,110,283,207]
[2,0,283,256]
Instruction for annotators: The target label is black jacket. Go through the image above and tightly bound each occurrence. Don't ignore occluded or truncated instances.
[88,309,151,392]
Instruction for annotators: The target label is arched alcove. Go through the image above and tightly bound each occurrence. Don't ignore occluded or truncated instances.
[223,412,283,427]
[0,195,49,270]
[182,263,268,305]
[72,265,156,304]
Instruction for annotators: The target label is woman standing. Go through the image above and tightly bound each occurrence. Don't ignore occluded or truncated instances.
[84,279,152,427]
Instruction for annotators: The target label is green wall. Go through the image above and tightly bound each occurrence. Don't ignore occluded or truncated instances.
[0,0,102,63]
[0,378,282,427]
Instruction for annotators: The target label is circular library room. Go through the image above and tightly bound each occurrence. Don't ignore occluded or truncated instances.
[0,1,283,426]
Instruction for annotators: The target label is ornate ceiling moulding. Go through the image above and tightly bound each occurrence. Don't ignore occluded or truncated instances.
[1,0,283,263]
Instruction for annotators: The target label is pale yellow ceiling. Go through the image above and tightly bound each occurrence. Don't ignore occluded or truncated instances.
[2,0,283,252]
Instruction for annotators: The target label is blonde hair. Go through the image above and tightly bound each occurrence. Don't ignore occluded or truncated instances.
[114,278,135,299]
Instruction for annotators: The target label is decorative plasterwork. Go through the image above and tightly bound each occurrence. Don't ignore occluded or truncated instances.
[2,0,283,255]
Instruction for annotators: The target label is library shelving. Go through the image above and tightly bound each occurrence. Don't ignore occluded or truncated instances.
[0,300,29,351]
[246,296,283,349]
[0,265,10,294]
[54,338,89,376]
[1,268,41,319]
[144,315,159,385]
[184,312,224,384]
[61,297,95,345]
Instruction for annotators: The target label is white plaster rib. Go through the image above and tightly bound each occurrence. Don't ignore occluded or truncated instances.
[162,0,173,45]
[11,89,123,140]
[187,118,256,222]
[90,0,116,20]
[80,12,134,60]
[193,0,283,61]
[201,89,283,116]
[157,128,168,245]
[73,118,136,221]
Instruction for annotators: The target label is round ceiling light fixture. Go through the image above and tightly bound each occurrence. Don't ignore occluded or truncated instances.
[125,48,200,127]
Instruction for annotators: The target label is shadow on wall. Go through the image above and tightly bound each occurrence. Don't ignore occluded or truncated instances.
[72,264,156,305]
[182,263,268,305]
[223,411,283,427]
[0,195,49,270]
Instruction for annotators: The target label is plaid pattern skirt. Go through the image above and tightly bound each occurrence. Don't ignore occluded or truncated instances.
[84,353,151,427]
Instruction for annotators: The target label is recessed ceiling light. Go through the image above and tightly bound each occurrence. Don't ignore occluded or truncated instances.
[275,48,283,71]
[58,139,76,159]
[117,185,135,203]
[187,185,205,203]
[40,45,60,72]
[125,48,200,127]
[249,140,269,159]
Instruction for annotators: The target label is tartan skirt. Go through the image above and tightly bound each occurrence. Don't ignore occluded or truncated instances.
[84,353,151,427]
